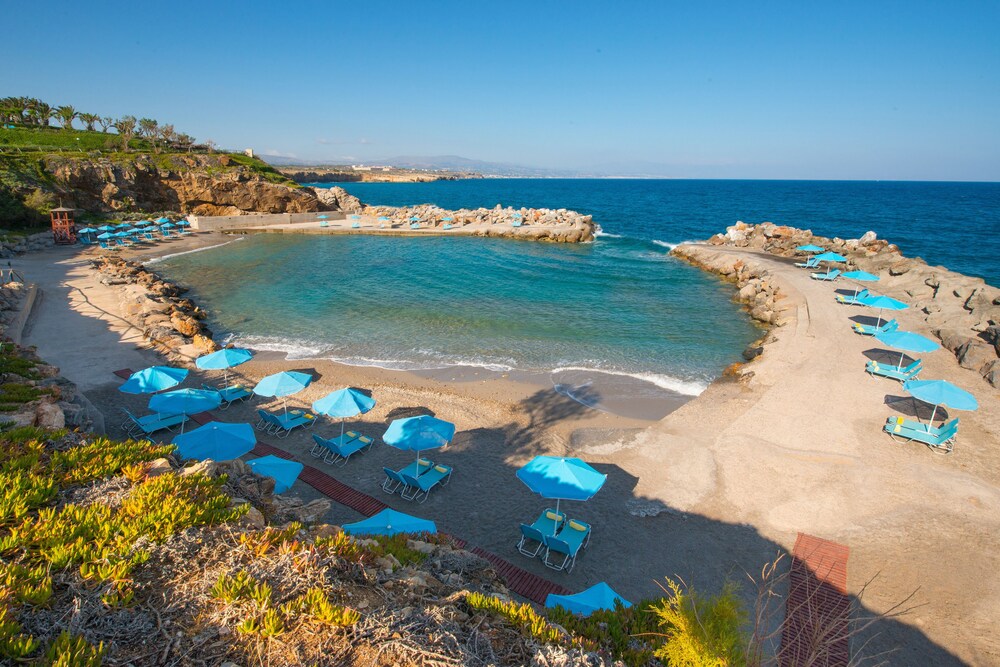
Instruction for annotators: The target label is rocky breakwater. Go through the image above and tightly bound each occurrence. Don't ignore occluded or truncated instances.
[42,153,320,216]
[0,231,56,259]
[699,221,1000,388]
[93,256,220,363]
[363,202,596,243]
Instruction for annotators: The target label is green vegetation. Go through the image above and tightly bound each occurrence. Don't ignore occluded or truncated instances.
[0,383,53,412]
[466,593,566,645]
[227,153,300,187]
[0,125,149,153]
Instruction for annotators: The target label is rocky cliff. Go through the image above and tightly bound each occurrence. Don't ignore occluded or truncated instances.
[5,153,321,216]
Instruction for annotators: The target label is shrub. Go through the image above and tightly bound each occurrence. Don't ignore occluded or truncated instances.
[650,578,747,667]
[466,592,564,645]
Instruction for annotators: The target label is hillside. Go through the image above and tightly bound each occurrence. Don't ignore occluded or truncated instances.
[0,126,320,223]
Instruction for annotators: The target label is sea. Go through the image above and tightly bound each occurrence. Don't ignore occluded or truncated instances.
[154,179,1000,418]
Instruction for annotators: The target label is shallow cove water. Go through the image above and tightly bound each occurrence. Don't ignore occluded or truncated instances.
[154,233,761,418]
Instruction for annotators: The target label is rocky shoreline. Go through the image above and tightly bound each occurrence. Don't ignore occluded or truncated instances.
[674,221,1000,387]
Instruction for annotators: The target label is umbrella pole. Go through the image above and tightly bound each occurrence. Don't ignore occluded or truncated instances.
[899,351,905,370]
[875,310,883,330]
[928,404,938,432]
[340,418,345,440]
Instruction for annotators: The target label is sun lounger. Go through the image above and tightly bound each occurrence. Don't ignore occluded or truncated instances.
[810,269,841,281]
[121,408,189,438]
[399,464,453,503]
[543,519,592,572]
[795,257,820,269]
[381,458,434,494]
[884,416,958,437]
[883,418,958,453]
[835,289,870,305]
[310,431,359,458]
[516,508,566,558]
[321,433,373,466]
[865,359,921,382]
[255,409,278,432]
[204,383,252,409]
[270,410,317,438]
[852,319,898,336]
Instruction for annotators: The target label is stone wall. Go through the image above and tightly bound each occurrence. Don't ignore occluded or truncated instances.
[188,210,346,232]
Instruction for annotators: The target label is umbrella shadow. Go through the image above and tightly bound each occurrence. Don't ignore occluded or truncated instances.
[864,348,916,366]
[850,314,882,326]
[289,367,324,383]
[884,394,949,421]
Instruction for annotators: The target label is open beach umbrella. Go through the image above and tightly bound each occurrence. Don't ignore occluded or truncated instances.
[317,214,329,220]
[253,370,312,413]
[813,251,847,276]
[149,388,222,433]
[874,330,940,369]
[902,379,978,431]
[246,455,303,493]
[98,224,116,232]
[135,220,151,227]
[97,232,114,240]
[383,415,455,465]
[858,294,908,329]
[173,421,256,461]
[119,365,189,394]
[545,582,632,616]
[841,270,880,299]
[175,220,190,227]
[342,508,436,537]
[160,222,176,229]
[796,244,825,253]
[409,216,420,221]
[78,226,96,234]
[517,456,607,518]
[313,388,376,439]
[196,347,253,386]
[156,217,170,223]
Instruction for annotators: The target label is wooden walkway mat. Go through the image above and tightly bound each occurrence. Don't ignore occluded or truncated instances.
[781,533,851,667]
[246,440,570,605]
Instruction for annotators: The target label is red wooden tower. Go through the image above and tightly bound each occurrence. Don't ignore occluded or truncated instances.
[50,206,77,245]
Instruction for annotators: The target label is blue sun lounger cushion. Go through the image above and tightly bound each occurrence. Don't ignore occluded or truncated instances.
[810,269,841,281]
[836,289,870,305]
[883,419,959,453]
[865,359,922,382]
[852,319,898,336]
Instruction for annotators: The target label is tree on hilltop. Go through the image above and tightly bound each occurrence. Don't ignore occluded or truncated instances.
[79,112,99,131]
[138,118,159,138]
[98,116,114,133]
[30,100,53,127]
[56,105,77,130]
[176,133,195,153]
[114,116,137,152]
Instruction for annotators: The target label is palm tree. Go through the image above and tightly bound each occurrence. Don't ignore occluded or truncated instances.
[56,105,77,130]
[98,116,113,133]
[79,113,99,132]
[113,116,137,152]
[138,118,159,138]
[34,101,53,127]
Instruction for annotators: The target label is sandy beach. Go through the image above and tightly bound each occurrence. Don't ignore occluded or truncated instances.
[15,236,1000,665]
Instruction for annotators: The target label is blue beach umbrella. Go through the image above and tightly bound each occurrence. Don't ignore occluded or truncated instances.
[378,216,390,221]
[813,251,847,276]
[174,421,256,461]
[97,232,114,240]
[409,216,420,221]
[78,226,97,234]
[517,455,607,515]
[98,225,116,232]
[902,379,978,431]
[796,244,825,253]
[875,330,940,369]
[342,508,436,537]
[317,214,329,220]
[313,388,376,439]
[196,348,253,386]
[246,455,303,493]
[160,222,176,229]
[841,270,880,299]
[119,366,189,394]
[546,582,632,617]
[253,371,312,413]
[135,220,151,227]
[149,388,222,433]
[858,294,908,329]
[156,217,170,223]
[175,220,190,227]
[383,415,455,465]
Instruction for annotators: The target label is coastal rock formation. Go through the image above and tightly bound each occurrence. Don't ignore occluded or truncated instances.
[362,202,596,243]
[93,256,220,362]
[0,231,55,258]
[36,154,320,216]
[691,221,1000,387]
[312,185,363,213]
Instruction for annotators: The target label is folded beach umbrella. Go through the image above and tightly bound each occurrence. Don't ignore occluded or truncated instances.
[173,421,255,461]
[313,387,376,439]
[545,582,632,617]
[902,379,978,431]
[246,455,303,493]
[196,347,253,387]
[517,456,607,515]
[119,365,189,394]
[253,370,312,413]
[342,508,436,537]
[149,388,222,433]
[875,330,940,369]
[383,415,455,465]
[795,244,825,253]
[858,294,908,329]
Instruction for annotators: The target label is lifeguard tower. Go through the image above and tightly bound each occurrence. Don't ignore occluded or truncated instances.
[50,206,77,245]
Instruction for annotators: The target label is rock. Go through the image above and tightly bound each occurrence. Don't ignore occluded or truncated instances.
[240,505,266,529]
[956,340,997,372]
[984,326,1000,356]
[227,459,251,476]
[406,540,437,555]
[170,312,201,337]
[35,401,65,429]
[181,459,217,477]
[889,260,914,276]
[742,344,764,361]
[191,334,218,354]
[983,359,1000,388]
[313,524,343,539]
[146,458,173,477]
[859,230,878,244]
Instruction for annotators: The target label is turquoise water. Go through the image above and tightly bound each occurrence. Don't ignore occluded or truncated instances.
[154,232,761,404]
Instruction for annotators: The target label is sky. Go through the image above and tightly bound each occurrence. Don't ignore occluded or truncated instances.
[4,1,999,180]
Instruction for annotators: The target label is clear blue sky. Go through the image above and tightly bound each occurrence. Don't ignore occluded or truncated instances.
[5,1,999,180]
